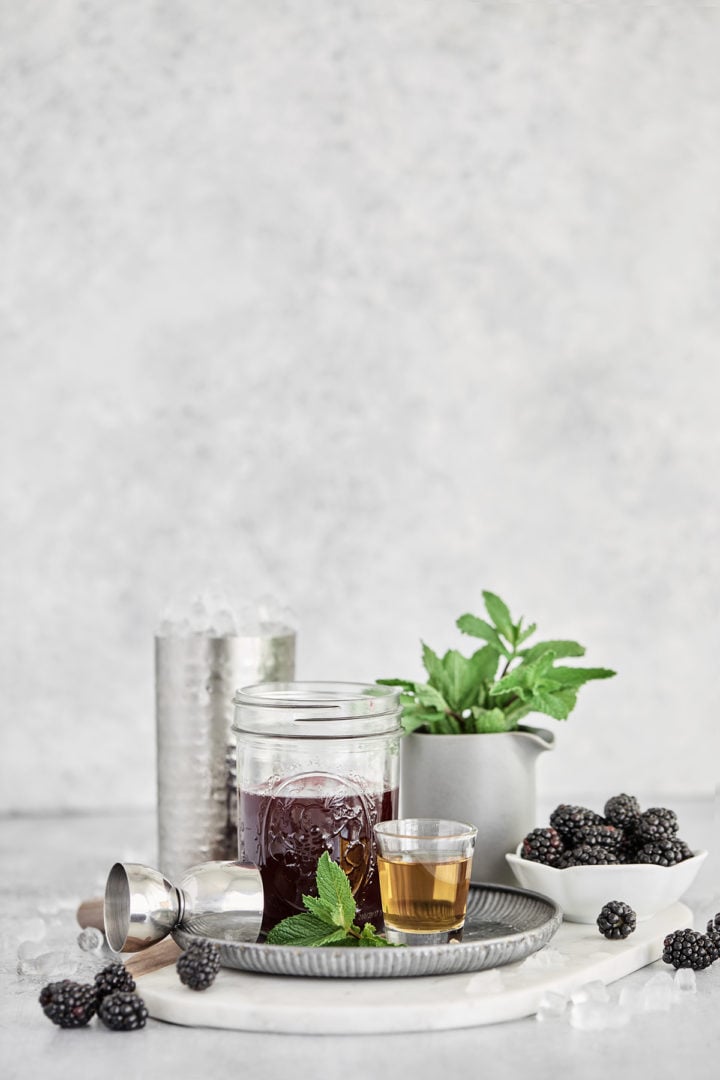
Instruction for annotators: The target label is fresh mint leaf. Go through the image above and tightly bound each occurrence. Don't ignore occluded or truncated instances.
[357,922,394,947]
[266,913,349,947]
[527,688,574,720]
[315,851,356,930]
[456,613,510,657]
[519,639,585,662]
[421,642,445,687]
[302,894,343,926]
[326,923,396,948]
[414,683,449,712]
[470,707,512,733]
[489,651,556,699]
[379,595,615,734]
[433,711,462,735]
[400,707,443,735]
[467,645,500,687]
[545,665,616,687]
[439,649,481,711]
[267,854,401,948]
[482,591,514,642]
[376,677,416,690]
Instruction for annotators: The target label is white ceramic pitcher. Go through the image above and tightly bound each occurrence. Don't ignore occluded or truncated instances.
[400,726,554,886]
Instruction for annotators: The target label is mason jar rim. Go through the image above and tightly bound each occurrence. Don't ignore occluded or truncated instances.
[232,681,402,738]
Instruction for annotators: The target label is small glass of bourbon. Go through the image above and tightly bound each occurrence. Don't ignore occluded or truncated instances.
[374,818,478,945]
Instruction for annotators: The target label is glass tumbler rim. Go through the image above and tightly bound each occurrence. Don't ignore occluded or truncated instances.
[374,818,478,841]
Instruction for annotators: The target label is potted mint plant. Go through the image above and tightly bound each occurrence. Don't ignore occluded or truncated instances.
[378,591,615,884]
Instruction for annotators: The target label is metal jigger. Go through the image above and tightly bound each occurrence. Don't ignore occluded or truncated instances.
[104,861,264,953]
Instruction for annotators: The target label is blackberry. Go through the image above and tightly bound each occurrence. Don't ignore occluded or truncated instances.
[597,901,637,940]
[94,962,136,999]
[98,991,148,1031]
[617,830,644,864]
[549,805,604,846]
[39,980,98,1028]
[603,794,641,831]
[662,928,718,970]
[556,845,619,868]
[636,838,692,867]
[573,823,623,852]
[706,914,720,953]
[176,939,221,991]
[636,807,678,842]
[521,827,564,866]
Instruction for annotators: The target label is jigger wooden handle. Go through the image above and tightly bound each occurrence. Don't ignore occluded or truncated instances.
[76,897,182,976]
[77,898,104,931]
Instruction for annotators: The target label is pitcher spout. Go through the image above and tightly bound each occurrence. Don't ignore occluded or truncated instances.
[515,725,555,756]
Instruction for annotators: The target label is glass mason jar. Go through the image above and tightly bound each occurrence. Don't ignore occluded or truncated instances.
[232,682,401,932]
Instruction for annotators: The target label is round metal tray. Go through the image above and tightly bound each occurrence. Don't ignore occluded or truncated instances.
[173,883,561,979]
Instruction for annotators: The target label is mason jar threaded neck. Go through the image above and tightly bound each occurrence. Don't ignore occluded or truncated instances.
[232,681,402,738]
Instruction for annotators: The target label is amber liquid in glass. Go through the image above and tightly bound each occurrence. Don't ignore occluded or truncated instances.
[377,854,472,932]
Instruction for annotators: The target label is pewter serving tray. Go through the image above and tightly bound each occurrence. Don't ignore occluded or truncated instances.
[172,883,562,979]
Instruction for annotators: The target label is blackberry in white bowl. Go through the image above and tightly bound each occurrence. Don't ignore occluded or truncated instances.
[507,794,706,923]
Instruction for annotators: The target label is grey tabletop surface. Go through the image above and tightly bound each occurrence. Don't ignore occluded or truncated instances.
[1,798,719,1080]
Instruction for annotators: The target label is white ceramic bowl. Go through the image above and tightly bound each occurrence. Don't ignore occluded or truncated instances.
[505,848,707,923]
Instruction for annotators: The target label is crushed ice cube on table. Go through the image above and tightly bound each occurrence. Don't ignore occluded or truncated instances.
[571,980,610,1005]
[77,926,104,953]
[570,1000,629,1031]
[673,968,697,995]
[641,971,674,1012]
[536,990,567,1021]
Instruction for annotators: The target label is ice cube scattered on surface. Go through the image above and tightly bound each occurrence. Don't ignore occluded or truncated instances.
[521,947,567,971]
[570,1000,630,1031]
[641,971,674,1012]
[646,970,673,986]
[18,949,80,980]
[465,969,505,994]
[17,956,40,977]
[77,927,104,953]
[571,980,610,1005]
[674,968,697,995]
[35,951,78,979]
[535,990,568,1021]
[17,940,45,961]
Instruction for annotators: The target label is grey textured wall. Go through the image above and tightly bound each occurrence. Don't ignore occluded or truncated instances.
[2,0,719,814]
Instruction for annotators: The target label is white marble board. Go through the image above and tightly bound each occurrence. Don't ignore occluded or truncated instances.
[138,902,690,1033]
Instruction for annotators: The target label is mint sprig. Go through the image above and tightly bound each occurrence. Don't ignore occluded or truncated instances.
[378,590,616,734]
[265,853,397,948]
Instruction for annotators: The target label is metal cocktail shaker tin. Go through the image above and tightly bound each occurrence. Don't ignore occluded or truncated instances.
[155,627,295,881]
